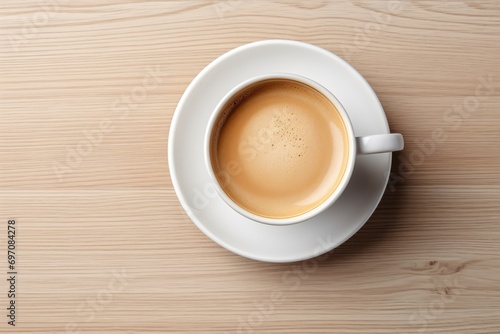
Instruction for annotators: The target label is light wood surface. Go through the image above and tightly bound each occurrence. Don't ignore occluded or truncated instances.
[1,1,500,333]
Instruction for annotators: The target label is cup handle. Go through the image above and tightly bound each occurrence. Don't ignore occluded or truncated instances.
[356,133,404,155]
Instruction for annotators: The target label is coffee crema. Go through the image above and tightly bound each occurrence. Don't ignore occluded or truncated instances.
[210,79,350,219]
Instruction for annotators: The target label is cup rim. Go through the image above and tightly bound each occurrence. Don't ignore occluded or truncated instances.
[204,73,357,225]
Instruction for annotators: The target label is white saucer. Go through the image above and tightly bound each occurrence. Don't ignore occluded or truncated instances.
[168,40,392,263]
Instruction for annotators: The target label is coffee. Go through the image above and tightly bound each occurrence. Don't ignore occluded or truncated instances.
[210,79,350,219]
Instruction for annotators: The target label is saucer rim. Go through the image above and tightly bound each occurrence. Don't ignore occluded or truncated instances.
[168,39,391,263]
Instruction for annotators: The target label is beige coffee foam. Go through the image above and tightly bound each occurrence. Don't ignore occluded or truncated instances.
[211,79,349,219]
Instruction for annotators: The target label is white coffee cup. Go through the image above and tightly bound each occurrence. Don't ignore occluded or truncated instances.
[204,73,403,225]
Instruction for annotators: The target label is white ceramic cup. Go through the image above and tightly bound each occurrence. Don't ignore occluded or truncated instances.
[204,73,404,225]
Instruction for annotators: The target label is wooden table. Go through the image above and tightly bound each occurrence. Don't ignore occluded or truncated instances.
[1,1,499,333]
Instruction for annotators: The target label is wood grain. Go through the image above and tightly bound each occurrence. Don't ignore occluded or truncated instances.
[1,1,500,333]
